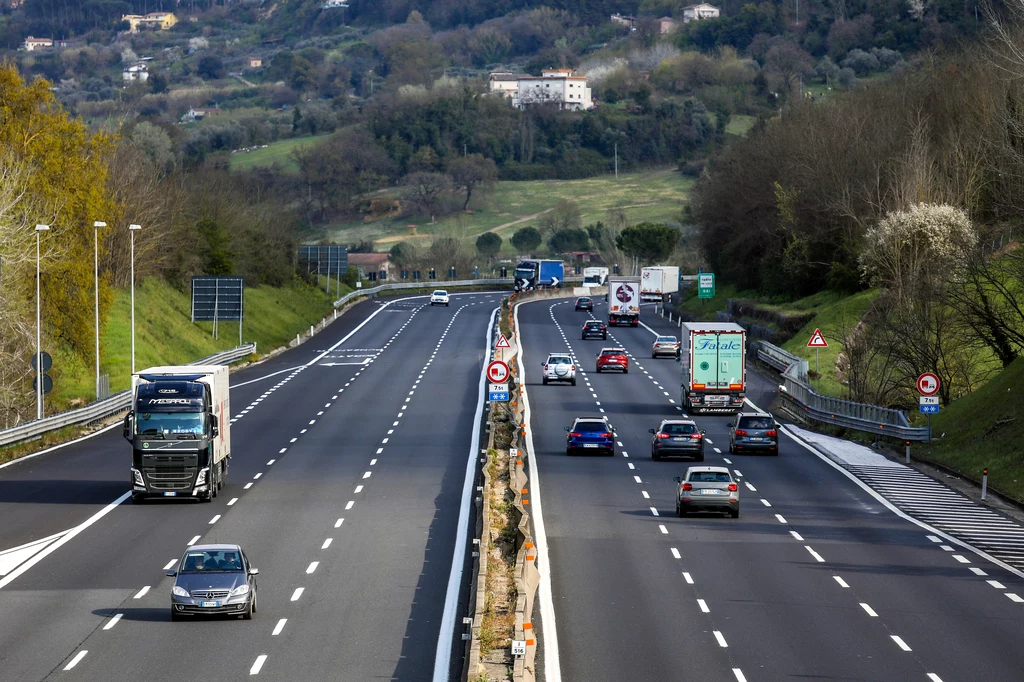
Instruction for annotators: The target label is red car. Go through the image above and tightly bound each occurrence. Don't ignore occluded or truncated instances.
[596,347,629,373]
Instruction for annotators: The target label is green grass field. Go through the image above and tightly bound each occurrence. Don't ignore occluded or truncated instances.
[48,278,344,411]
[229,133,333,172]
[725,115,756,136]
[324,167,693,252]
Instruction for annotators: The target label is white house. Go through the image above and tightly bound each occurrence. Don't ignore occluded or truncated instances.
[490,69,593,111]
[682,3,721,22]
[22,36,53,51]
[123,62,149,82]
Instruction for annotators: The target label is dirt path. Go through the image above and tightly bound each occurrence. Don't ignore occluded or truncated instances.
[483,207,554,234]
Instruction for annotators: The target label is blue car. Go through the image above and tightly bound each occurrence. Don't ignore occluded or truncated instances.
[565,417,616,456]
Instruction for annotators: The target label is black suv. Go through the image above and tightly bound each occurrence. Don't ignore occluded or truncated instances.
[727,412,780,455]
[575,297,594,312]
[582,320,607,340]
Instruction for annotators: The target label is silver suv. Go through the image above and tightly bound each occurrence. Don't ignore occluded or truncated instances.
[542,354,576,386]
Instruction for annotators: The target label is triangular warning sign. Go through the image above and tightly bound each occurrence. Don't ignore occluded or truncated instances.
[807,328,828,348]
[495,334,511,349]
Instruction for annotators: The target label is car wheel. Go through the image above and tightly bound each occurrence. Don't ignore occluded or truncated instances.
[602,334,607,339]
[445,302,449,307]
[623,368,629,374]
[772,448,779,456]
[695,453,704,462]
[542,377,548,385]
[652,450,659,460]
[728,441,734,454]
[565,448,574,456]
[242,594,255,620]
[676,502,686,518]
[730,508,740,519]
[171,609,182,621]
[571,378,577,386]
[606,448,615,457]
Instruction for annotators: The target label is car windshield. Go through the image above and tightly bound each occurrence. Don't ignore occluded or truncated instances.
[180,550,243,573]
[739,417,774,429]
[433,291,446,296]
[657,336,677,343]
[574,422,607,432]
[136,412,204,437]
[662,423,697,435]
[688,472,732,483]
[585,321,601,327]
[548,356,571,364]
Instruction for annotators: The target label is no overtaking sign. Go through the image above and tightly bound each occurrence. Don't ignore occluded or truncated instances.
[486,361,510,383]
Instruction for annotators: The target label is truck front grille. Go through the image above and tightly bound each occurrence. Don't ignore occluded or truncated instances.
[143,468,195,490]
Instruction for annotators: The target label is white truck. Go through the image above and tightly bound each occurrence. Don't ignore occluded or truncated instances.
[679,322,747,413]
[582,266,609,288]
[606,275,641,326]
[641,266,680,302]
[124,365,231,503]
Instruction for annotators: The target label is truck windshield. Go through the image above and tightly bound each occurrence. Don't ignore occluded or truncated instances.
[583,276,600,284]
[136,412,205,438]
[515,266,535,279]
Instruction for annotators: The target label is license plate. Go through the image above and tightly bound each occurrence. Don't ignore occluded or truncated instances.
[201,601,219,608]
[672,437,688,442]
[700,489,722,495]
[583,444,599,448]
[706,396,728,403]
[163,492,177,497]
[748,437,763,442]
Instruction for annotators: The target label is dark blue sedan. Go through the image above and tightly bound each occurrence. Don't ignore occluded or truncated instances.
[565,417,616,456]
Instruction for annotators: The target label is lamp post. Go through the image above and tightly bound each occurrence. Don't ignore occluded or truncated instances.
[35,224,50,420]
[129,224,141,374]
[94,221,106,400]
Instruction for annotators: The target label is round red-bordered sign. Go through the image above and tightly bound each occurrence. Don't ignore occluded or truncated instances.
[487,360,510,383]
[917,372,940,396]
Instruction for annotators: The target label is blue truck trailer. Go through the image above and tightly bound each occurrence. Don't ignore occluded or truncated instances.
[514,259,564,291]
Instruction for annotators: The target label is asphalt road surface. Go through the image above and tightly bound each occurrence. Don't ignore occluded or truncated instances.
[517,297,1024,682]
[0,292,502,682]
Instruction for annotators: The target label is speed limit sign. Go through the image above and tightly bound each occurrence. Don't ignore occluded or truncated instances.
[486,361,510,383]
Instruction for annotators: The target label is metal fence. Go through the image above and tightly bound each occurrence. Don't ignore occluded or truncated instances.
[754,339,930,441]
[0,344,256,449]
[331,277,583,308]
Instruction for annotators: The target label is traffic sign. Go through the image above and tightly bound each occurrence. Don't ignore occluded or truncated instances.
[920,396,939,406]
[31,351,52,372]
[489,383,509,402]
[920,404,940,414]
[697,273,715,299]
[917,372,940,396]
[511,640,527,657]
[807,329,828,348]
[486,360,510,383]
[32,374,53,395]
[495,334,511,349]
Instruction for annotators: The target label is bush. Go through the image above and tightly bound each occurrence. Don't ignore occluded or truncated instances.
[837,67,857,88]
[680,159,706,177]
[841,49,880,76]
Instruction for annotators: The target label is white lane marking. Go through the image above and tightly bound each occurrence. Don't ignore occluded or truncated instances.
[345,501,355,510]
[952,555,971,564]
[761,499,772,507]
[382,438,389,444]
[733,670,748,682]
[683,572,694,584]
[633,476,642,484]
[279,448,287,454]
[322,538,333,549]
[134,586,150,599]
[290,588,304,601]
[317,411,324,416]
[650,507,660,516]
[395,421,401,427]
[300,429,307,434]
[64,651,88,671]
[290,438,297,443]
[334,518,344,528]
[363,472,372,479]
[671,548,681,559]
[254,473,262,480]
[987,580,1006,589]
[163,559,177,570]
[103,613,123,630]
[970,567,988,576]
[267,459,275,466]
[860,603,879,617]
[209,515,221,524]
[354,485,364,494]
[627,463,635,470]
[642,491,650,499]
[940,545,954,551]
[891,635,912,652]
[745,482,757,492]
[775,514,787,524]
[713,448,721,454]
[244,483,253,490]
[714,631,728,647]
[805,546,826,562]
[697,599,710,613]
[187,535,201,545]
[306,562,319,574]
[377,448,384,454]
[733,469,742,477]
[228,498,238,506]
[370,459,377,466]
[250,654,268,675]
[927,675,944,682]
[790,531,804,541]
[272,619,287,636]
[659,525,668,534]
[1007,593,1024,603]
[834,576,850,588]
[388,429,394,435]
[434,306,499,682]
[723,458,732,464]
[232,364,305,389]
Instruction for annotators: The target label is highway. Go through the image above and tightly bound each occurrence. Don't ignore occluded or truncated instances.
[517,297,1024,682]
[0,292,501,681]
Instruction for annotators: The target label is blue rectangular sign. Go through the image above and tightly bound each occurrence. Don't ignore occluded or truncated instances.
[919,405,940,414]
[489,391,509,402]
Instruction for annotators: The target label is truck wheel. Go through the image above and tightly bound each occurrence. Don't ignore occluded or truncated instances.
[132,493,146,505]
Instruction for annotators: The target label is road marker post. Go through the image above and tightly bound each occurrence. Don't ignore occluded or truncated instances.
[982,468,989,501]
[905,441,911,464]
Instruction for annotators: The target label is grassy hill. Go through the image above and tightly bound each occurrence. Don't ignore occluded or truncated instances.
[228,133,334,172]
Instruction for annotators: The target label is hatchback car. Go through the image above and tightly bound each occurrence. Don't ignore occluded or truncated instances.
[542,354,577,386]
[596,347,629,373]
[649,420,705,461]
[652,335,681,359]
[168,544,258,620]
[728,412,780,455]
[674,466,740,517]
[575,297,594,312]
[582,320,607,340]
[430,290,450,306]
[565,417,616,456]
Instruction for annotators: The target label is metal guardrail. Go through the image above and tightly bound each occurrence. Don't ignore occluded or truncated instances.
[0,343,257,449]
[331,277,584,308]
[755,339,930,441]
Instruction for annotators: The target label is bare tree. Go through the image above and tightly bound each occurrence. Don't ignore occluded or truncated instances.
[401,172,453,217]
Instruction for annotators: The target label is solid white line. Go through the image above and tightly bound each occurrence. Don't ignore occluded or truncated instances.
[805,546,825,562]
[671,548,681,559]
[683,572,694,584]
[0,421,120,471]
[250,654,267,674]
[306,562,319,574]
[228,497,238,506]
[163,559,177,570]
[103,613,123,630]
[891,635,912,651]
[187,535,201,545]
[433,307,499,682]
[860,603,878,617]
[834,576,849,588]
[232,365,304,389]
[272,619,287,636]
[732,670,748,682]
[134,586,150,599]
[290,588,304,601]
[714,631,728,647]
[697,599,709,613]
[335,518,344,528]
[63,651,88,670]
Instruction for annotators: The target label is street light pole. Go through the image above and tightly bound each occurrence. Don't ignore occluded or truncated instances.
[94,221,106,400]
[129,224,141,374]
[35,224,50,420]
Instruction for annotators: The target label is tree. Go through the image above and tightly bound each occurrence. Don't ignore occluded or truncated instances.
[389,241,420,267]
[197,55,224,80]
[538,199,582,237]
[548,228,589,253]
[448,154,497,211]
[511,226,542,253]
[130,122,174,174]
[148,71,168,94]
[615,222,680,263]
[475,232,502,258]
[401,172,452,216]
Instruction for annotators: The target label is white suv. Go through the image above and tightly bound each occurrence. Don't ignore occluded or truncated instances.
[542,354,576,386]
[430,290,450,306]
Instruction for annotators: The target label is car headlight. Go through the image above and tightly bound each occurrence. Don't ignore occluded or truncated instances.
[173,586,190,597]
[132,468,145,487]
[230,584,250,597]
[196,468,208,486]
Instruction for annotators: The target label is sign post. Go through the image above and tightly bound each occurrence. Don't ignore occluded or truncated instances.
[806,328,828,375]
[917,372,940,443]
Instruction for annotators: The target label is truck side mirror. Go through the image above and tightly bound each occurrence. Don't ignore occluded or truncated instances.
[122,411,133,441]
[210,414,219,438]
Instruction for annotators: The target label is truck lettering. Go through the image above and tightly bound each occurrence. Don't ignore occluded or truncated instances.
[695,339,742,351]
[147,398,194,404]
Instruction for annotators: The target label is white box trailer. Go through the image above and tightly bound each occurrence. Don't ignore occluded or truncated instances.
[679,323,746,413]
[641,266,680,301]
[126,365,231,502]
[607,275,641,326]
[582,266,609,287]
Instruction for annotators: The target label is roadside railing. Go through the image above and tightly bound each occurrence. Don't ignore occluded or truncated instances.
[332,276,584,308]
[755,339,930,441]
[0,343,256,449]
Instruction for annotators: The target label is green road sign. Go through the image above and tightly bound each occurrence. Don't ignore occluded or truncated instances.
[697,273,715,299]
